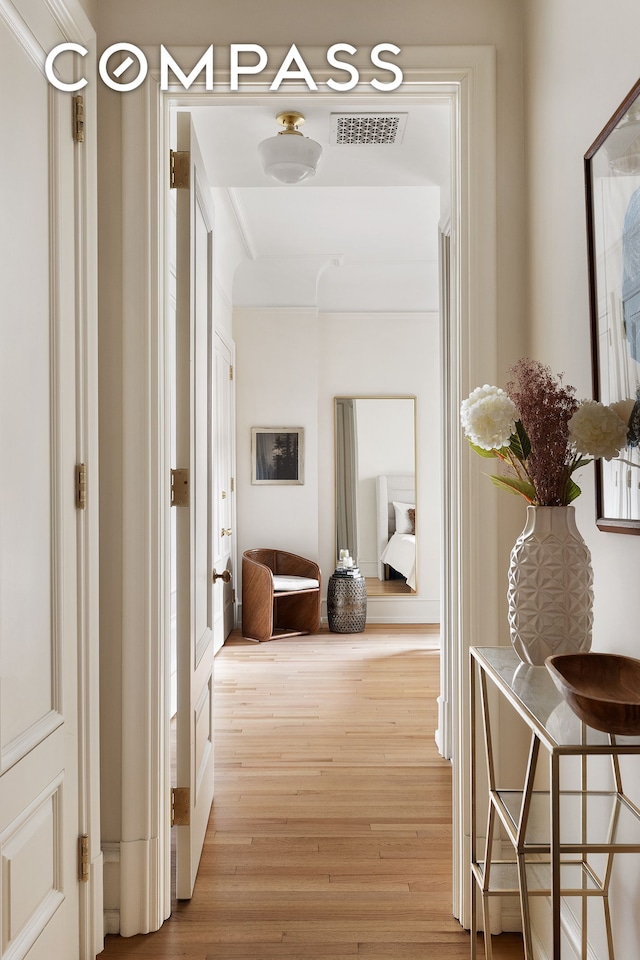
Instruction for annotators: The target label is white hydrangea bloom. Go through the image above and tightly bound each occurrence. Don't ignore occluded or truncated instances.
[609,398,635,426]
[568,400,629,460]
[460,385,518,451]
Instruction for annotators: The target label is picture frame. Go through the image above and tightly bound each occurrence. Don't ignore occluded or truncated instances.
[251,427,304,485]
[585,76,640,534]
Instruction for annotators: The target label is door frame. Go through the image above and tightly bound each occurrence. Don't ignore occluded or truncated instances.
[116,44,499,934]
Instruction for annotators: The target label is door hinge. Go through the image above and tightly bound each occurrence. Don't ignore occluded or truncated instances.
[230,477,235,493]
[78,834,89,882]
[232,588,236,604]
[170,150,190,189]
[72,95,84,143]
[76,463,87,509]
[171,468,189,506]
[171,786,190,826]
[229,364,233,381]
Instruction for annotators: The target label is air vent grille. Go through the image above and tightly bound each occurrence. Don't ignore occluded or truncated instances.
[330,113,408,145]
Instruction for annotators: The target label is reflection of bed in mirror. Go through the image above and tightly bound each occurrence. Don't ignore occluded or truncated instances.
[376,475,416,591]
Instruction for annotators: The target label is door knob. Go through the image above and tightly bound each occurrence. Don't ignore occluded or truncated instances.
[212,568,231,584]
[221,527,232,537]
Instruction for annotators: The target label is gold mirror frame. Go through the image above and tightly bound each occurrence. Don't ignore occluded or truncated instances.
[334,396,417,594]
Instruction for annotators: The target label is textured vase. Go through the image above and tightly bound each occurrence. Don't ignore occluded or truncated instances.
[507,505,593,666]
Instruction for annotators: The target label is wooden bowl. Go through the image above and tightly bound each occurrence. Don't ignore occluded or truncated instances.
[545,653,640,736]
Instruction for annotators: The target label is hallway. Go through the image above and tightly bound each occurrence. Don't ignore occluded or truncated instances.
[101,626,523,959]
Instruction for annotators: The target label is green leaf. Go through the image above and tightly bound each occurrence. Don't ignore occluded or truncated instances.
[571,457,592,472]
[566,478,582,503]
[489,474,536,501]
[468,441,500,459]
[509,421,531,462]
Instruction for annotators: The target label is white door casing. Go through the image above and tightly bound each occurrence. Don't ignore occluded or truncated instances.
[114,46,498,932]
[0,0,101,957]
[174,113,217,899]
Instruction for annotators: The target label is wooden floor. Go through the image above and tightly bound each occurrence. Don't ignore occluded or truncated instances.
[364,577,413,596]
[101,626,523,959]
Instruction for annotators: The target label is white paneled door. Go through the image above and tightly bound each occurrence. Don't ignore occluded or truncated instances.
[174,113,216,899]
[213,334,235,654]
[0,1,96,958]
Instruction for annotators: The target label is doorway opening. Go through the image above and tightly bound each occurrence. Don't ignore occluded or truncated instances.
[110,46,499,937]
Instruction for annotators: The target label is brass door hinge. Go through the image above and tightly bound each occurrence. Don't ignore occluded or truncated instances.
[170,150,189,189]
[76,463,87,509]
[78,834,89,883]
[232,588,236,604]
[72,95,84,143]
[230,477,235,493]
[229,364,234,381]
[171,786,190,826]
[171,468,189,506]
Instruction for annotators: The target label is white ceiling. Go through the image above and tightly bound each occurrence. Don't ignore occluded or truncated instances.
[189,97,451,312]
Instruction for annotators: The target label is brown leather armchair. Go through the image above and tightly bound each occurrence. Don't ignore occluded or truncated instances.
[241,548,321,642]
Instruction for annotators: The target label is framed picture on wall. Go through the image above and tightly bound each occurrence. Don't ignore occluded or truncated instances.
[251,427,304,485]
[585,75,640,534]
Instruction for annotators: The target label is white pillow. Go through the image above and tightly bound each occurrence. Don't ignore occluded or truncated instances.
[392,501,415,535]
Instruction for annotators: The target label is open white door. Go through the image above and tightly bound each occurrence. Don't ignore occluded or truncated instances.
[212,334,236,653]
[173,112,216,899]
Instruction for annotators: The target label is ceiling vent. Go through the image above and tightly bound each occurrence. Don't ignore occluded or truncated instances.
[329,113,408,145]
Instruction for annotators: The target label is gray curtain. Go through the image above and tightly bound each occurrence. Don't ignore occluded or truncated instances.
[334,398,358,565]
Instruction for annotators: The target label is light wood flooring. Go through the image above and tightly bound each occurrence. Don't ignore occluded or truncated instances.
[364,577,413,596]
[101,625,523,959]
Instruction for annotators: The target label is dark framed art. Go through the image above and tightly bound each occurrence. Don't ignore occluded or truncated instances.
[585,76,640,534]
[251,427,304,485]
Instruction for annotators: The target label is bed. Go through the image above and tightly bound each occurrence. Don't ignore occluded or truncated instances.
[376,474,416,591]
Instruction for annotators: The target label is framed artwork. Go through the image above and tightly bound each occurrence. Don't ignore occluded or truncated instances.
[585,76,640,533]
[251,427,304,485]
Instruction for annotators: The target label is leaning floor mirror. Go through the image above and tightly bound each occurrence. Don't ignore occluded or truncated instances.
[334,396,417,596]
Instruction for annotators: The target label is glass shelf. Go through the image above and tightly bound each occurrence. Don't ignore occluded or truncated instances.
[494,789,640,851]
[473,859,603,896]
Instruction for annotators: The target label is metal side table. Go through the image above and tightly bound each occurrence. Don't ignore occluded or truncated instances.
[327,571,367,633]
[470,646,640,960]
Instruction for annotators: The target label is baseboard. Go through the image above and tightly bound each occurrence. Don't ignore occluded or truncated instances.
[103,909,120,936]
[237,600,441,629]
[102,842,120,935]
[529,901,604,960]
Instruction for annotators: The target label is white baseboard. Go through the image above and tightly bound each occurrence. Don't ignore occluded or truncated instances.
[237,600,441,629]
[103,909,120,936]
[529,900,604,960]
[102,842,120,935]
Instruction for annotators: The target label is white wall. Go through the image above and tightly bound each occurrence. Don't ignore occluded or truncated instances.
[234,307,320,558]
[233,309,439,622]
[524,2,640,955]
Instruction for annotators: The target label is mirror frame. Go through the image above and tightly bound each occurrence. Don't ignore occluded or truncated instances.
[585,75,640,534]
[333,395,418,589]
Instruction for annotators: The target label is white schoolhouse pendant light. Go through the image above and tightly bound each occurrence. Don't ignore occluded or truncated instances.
[258,111,322,184]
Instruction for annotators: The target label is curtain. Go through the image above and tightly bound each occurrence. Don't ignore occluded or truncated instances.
[334,398,358,565]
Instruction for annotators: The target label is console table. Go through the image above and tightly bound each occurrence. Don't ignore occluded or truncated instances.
[470,646,640,960]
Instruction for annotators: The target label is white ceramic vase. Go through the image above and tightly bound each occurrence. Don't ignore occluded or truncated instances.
[507,505,593,666]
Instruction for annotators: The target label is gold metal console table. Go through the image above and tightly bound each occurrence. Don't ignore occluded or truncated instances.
[470,646,640,960]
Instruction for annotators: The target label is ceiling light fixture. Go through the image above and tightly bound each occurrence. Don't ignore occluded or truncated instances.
[258,111,322,184]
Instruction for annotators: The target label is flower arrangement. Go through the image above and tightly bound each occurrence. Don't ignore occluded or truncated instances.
[460,358,635,506]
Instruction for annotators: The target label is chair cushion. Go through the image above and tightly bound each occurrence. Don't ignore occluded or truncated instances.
[272,575,319,592]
